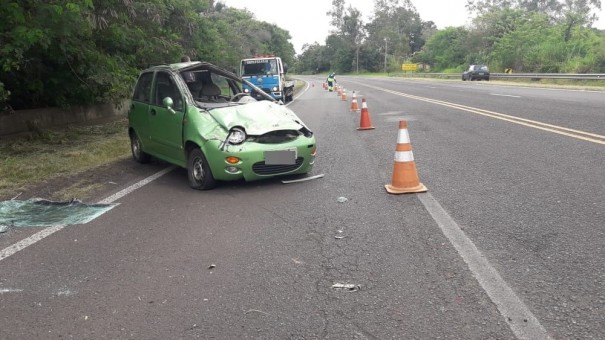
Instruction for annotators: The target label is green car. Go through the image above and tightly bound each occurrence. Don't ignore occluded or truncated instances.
[128,61,317,190]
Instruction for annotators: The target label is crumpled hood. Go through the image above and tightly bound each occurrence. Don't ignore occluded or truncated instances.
[207,101,308,135]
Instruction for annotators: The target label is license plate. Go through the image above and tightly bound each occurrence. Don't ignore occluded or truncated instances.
[265,149,296,165]
[479,72,484,75]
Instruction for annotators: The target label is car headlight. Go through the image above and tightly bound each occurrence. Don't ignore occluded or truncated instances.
[272,86,278,92]
[244,88,250,93]
[227,128,246,145]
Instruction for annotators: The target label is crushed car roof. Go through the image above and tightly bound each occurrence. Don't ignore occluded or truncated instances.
[144,61,237,78]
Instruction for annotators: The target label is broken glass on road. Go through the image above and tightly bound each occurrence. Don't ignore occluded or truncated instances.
[0,198,117,230]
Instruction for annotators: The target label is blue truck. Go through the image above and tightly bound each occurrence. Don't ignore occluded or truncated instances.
[240,55,294,103]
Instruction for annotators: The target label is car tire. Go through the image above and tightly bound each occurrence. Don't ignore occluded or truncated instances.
[187,148,216,190]
[130,131,150,164]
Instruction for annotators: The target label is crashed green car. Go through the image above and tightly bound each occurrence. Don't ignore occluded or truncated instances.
[128,61,317,190]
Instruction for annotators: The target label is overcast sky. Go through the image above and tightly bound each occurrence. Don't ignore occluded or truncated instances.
[222,0,605,54]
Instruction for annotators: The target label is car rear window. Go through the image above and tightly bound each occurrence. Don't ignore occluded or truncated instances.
[133,72,154,103]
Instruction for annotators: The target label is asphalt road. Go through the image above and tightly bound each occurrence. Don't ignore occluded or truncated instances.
[1,77,604,339]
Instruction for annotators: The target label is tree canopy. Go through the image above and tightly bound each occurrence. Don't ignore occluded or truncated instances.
[296,0,604,75]
[2,0,604,111]
[0,0,296,111]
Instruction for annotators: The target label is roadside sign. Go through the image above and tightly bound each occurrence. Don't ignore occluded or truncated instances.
[402,64,417,71]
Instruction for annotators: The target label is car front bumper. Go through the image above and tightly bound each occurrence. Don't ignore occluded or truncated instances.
[203,137,317,182]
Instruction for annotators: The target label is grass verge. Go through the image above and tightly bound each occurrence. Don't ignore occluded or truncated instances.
[0,117,130,199]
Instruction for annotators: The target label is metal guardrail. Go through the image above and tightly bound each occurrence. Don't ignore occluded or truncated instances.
[392,72,605,80]
[493,73,605,80]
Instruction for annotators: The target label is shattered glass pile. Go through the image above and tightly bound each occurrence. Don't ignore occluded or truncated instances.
[0,198,117,232]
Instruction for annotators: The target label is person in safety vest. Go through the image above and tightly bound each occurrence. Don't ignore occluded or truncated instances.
[326,73,336,92]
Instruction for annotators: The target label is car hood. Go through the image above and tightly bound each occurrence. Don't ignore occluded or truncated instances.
[207,101,308,135]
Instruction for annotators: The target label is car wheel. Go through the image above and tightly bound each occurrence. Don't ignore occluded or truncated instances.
[462,75,466,81]
[130,131,150,164]
[187,148,216,190]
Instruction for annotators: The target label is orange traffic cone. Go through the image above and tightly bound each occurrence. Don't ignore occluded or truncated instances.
[385,120,427,194]
[341,89,347,101]
[350,91,360,112]
[337,86,342,97]
[357,98,375,130]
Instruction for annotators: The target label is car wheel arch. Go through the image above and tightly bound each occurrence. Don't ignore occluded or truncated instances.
[186,146,216,190]
[184,140,206,164]
[185,140,201,155]
[129,128,151,163]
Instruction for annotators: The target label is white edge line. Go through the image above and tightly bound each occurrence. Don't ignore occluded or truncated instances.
[491,93,522,98]
[0,225,65,261]
[0,166,176,262]
[98,166,176,204]
[417,193,552,340]
[0,288,24,294]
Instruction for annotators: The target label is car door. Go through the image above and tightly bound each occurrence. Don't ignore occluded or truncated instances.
[149,71,186,164]
[130,72,154,151]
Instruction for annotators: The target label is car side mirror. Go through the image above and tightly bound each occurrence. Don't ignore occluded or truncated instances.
[163,97,176,114]
[283,65,288,74]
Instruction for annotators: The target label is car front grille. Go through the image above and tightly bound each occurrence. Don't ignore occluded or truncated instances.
[252,157,304,175]
[255,130,300,144]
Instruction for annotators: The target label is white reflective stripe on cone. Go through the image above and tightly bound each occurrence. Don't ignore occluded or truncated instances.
[394,151,414,162]
[397,129,411,144]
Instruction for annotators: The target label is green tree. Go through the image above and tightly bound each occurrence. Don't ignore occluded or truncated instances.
[487,12,552,71]
[205,7,295,69]
[0,0,298,111]
[466,0,602,31]
[327,0,346,31]
[324,2,365,73]
[296,43,331,74]
[366,0,427,71]
[411,27,470,70]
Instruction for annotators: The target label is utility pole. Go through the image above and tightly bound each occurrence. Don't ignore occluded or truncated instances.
[384,38,388,74]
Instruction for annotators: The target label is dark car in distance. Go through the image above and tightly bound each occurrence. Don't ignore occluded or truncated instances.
[462,64,490,81]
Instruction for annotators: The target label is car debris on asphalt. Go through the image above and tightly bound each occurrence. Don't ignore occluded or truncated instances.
[281,174,325,184]
[331,283,361,291]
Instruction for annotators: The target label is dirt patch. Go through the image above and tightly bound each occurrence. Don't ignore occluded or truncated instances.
[1,157,171,203]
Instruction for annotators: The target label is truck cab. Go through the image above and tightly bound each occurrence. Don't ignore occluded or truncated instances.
[240,55,294,103]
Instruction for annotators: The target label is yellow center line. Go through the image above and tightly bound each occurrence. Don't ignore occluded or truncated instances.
[360,83,605,146]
